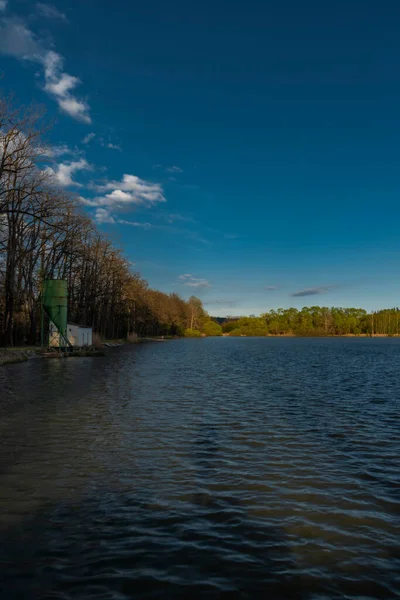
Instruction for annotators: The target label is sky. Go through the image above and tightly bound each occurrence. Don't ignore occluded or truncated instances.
[1,0,400,316]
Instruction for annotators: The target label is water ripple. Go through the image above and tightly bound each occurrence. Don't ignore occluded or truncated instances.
[0,337,399,599]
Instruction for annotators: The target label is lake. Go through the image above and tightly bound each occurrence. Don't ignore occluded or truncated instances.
[0,337,399,599]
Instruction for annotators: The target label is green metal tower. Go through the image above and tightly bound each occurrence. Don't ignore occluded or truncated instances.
[41,279,70,349]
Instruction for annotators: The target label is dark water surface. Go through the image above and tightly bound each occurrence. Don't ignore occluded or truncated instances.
[0,338,399,599]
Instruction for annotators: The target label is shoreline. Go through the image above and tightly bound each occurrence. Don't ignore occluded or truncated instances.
[225,333,399,338]
[0,347,42,366]
[0,336,171,366]
[1,333,398,366]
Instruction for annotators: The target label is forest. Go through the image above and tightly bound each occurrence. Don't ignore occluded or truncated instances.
[0,93,398,346]
[221,307,400,337]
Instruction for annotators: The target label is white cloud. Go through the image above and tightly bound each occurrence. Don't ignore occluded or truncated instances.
[43,51,91,123]
[102,189,135,203]
[46,158,89,187]
[94,208,115,224]
[36,3,67,21]
[50,144,71,157]
[82,132,96,144]
[91,174,166,207]
[98,138,121,150]
[44,69,77,97]
[179,274,211,288]
[42,143,73,158]
[0,1,7,12]
[0,18,91,123]
[78,196,94,206]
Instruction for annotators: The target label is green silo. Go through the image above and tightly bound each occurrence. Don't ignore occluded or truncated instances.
[42,279,69,348]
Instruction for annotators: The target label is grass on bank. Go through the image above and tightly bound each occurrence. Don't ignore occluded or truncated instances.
[0,347,41,365]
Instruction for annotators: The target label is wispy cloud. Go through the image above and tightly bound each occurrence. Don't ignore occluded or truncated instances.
[179,274,211,289]
[166,213,196,224]
[92,209,153,228]
[81,194,212,249]
[185,231,212,245]
[82,132,96,144]
[36,2,67,21]
[97,137,121,150]
[186,279,211,289]
[42,143,74,158]
[204,299,238,308]
[46,158,90,187]
[154,164,183,174]
[118,220,152,229]
[291,286,333,297]
[265,285,278,291]
[0,1,7,12]
[0,17,91,123]
[0,17,38,56]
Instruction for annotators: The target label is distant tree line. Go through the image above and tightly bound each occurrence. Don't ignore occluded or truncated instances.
[221,307,400,337]
[0,93,219,346]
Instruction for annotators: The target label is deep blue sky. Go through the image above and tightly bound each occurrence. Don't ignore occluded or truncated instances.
[1,0,400,315]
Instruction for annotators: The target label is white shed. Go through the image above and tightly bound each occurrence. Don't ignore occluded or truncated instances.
[49,322,93,348]
[67,324,93,347]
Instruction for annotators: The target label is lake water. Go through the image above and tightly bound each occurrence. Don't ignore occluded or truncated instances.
[0,337,399,599]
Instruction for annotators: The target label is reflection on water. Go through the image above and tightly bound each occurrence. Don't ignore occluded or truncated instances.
[0,338,399,599]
